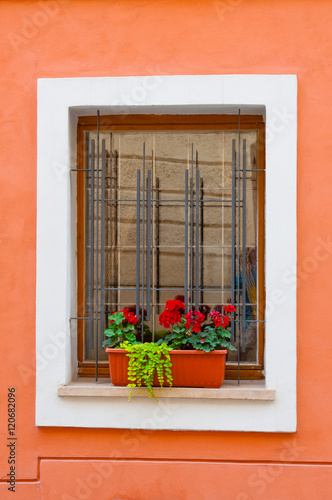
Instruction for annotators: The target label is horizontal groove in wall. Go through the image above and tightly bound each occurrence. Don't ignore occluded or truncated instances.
[1,458,332,485]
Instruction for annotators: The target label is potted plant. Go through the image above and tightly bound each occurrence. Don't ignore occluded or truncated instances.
[103,309,173,399]
[157,300,236,389]
[104,301,236,399]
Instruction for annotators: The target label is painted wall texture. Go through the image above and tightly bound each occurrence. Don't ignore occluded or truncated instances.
[1,0,332,498]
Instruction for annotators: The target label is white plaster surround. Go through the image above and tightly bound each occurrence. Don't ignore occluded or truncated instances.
[36,75,297,431]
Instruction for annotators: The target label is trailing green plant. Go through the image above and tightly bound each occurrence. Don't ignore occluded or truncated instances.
[120,341,173,400]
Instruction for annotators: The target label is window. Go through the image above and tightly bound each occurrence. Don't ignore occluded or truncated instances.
[36,75,297,431]
[76,114,265,380]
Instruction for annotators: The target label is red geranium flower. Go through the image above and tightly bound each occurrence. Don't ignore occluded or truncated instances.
[127,305,147,320]
[121,308,138,326]
[209,310,230,328]
[224,304,236,313]
[159,310,171,328]
[159,299,185,328]
[184,310,205,332]
[223,315,230,327]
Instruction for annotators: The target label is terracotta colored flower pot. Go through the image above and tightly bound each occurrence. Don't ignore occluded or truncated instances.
[106,348,227,388]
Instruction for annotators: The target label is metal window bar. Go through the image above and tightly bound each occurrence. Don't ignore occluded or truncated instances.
[90,139,96,378]
[95,111,100,382]
[100,139,106,364]
[231,139,236,344]
[190,143,194,311]
[155,177,160,314]
[111,138,119,319]
[70,317,265,322]
[195,166,200,311]
[237,110,241,384]
[146,169,152,321]
[136,170,140,319]
[200,177,204,306]
[241,139,247,354]
[141,143,146,341]
[184,169,189,313]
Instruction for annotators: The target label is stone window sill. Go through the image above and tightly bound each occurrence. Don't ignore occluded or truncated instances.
[58,378,275,401]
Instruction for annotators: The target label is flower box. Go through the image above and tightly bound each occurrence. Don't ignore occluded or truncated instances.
[106,348,227,389]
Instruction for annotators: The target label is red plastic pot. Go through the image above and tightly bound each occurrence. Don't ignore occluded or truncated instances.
[105,348,227,388]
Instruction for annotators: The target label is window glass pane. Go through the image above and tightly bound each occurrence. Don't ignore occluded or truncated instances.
[82,127,261,367]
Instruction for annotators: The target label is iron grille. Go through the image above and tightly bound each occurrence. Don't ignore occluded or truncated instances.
[72,111,265,383]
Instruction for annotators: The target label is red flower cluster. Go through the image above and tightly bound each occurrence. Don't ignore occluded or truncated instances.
[224,304,236,313]
[209,311,230,328]
[184,310,205,332]
[159,300,185,328]
[109,309,138,326]
[122,308,138,325]
[127,305,147,320]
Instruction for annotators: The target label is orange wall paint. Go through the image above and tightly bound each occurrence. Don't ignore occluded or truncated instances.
[1,0,332,498]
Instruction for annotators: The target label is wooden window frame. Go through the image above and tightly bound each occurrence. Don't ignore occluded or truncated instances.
[76,114,265,380]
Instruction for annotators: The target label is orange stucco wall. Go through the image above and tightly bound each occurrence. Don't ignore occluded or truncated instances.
[1,0,332,498]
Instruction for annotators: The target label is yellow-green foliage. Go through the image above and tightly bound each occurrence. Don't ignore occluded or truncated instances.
[120,341,173,400]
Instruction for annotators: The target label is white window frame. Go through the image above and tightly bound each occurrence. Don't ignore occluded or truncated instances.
[36,75,297,431]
